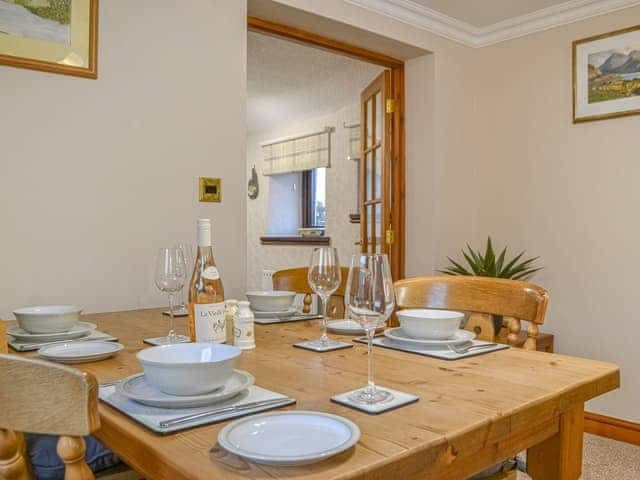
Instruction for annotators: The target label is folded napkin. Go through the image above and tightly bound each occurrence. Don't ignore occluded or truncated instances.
[354,336,508,360]
[8,329,118,352]
[99,385,295,434]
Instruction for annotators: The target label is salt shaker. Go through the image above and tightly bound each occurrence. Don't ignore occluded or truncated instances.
[224,299,239,344]
[233,301,255,350]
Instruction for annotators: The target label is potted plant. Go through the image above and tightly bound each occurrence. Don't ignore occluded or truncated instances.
[439,237,542,333]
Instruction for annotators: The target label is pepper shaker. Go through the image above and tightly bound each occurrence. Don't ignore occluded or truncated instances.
[233,301,255,350]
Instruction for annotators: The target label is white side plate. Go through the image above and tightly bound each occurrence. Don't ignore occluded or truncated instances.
[218,411,360,466]
[116,370,254,408]
[39,341,123,364]
[384,327,475,346]
[8,322,96,342]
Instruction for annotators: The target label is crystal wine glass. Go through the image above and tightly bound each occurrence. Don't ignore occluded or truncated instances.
[154,247,189,344]
[175,243,194,315]
[345,253,395,404]
[307,247,342,348]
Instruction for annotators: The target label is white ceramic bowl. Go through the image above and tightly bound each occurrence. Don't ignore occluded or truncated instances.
[13,305,82,333]
[137,343,241,396]
[246,291,296,312]
[396,309,465,340]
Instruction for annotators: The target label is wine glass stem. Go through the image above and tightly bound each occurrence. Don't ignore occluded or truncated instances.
[366,328,376,394]
[320,295,329,346]
[168,293,176,343]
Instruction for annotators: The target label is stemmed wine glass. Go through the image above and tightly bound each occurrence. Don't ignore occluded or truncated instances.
[345,253,395,404]
[154,247,189,344]
[174,243,194,315]
[307,247,342,348]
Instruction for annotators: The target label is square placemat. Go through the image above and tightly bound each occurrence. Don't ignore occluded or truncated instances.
[331,387,419,414]
[354,336,508,360]
[255,314,323,325]
[293,340,353,352]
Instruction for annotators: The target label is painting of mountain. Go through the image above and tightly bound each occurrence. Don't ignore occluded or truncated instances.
[0,0,71,44]
[588,46,640,103]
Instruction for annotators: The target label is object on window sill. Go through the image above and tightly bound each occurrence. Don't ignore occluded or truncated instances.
[260,235,331,246]
[248,165,259,200]
[297,227,325,238]
[349,213,361,224]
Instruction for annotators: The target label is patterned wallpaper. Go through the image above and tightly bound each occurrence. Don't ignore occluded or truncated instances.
[246,103,363,290]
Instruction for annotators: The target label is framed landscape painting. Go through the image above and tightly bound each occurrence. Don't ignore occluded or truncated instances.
[573,25,640,122]
[0,0,97,78]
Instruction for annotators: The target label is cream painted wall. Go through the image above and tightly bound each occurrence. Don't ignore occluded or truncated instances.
[246,103,362,290]
[0,0,247,319]
[271,0,482,279]
[473,7,640,421]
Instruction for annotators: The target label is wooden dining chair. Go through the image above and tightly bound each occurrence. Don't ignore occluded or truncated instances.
[272,267,349,318]
[0,321,7,354]
[0,354,137,480]
[394,276,549,350]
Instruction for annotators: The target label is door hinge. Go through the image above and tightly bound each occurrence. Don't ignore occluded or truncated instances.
[385,229,395,245]
[386,99,396,114]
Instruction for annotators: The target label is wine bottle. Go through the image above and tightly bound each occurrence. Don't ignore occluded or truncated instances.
[188,219,225,342]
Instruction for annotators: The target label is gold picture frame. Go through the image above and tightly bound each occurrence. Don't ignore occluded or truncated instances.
[573,24,640,123]
[199,177,222,203]
[0,0,98,79]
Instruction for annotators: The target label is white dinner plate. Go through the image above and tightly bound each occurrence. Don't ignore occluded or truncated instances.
[7,322,96,342]
[384,327,476,346]
[218,411,360,466]
[253,307,298,319]
[116,370,255,408]
[39,341,123,364]
[327,319,383,335]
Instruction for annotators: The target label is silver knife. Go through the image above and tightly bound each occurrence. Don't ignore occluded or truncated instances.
[159,397,295,428]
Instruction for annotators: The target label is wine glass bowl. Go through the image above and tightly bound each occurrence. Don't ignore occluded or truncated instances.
[345,253,395,404]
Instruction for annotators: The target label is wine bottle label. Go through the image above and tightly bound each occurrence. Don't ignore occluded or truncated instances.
[203,266,220,280]
[194,302,225,343]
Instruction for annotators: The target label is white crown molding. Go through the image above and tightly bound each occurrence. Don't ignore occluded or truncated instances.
[344,0,640,47]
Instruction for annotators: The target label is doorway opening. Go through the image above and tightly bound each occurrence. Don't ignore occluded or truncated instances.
[246,16,405,286]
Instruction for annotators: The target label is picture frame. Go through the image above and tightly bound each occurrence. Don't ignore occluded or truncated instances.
[573,24,640,123]
[0,0,98,79]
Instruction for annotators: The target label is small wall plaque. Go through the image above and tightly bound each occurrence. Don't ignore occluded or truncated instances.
[199,177,221,203]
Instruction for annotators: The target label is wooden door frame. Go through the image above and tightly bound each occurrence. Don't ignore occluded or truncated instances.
[248,16,406,280]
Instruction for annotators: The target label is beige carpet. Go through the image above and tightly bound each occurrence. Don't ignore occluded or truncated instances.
[517,434,640,479]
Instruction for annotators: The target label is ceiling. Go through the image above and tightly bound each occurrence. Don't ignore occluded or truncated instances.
[410,0,571,27]
[247,32,383,134]
[346,0,640,47]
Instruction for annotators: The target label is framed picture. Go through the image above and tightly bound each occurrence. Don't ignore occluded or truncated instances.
[0,0,98,78]
[573,25,640,123]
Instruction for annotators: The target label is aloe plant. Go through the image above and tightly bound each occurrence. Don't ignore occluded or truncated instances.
[439,237,542,280]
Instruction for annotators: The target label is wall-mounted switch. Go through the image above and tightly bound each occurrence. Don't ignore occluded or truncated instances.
[199,177,221,202]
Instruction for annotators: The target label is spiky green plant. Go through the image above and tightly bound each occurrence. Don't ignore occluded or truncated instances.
[439,237,542,280]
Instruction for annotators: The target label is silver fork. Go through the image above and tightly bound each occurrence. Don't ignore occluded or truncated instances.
[447,342,499,355]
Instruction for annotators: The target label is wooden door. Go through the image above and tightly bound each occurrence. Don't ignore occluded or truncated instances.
[360,70,395,270]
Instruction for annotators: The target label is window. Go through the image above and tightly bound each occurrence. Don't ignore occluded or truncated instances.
[302,168,326,228]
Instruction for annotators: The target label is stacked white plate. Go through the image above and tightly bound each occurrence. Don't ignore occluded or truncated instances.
[8,322,96,342]
[384,327,475,346]
[39,341,124,364]
[116,370,255,408]
[253,307,298,319]
[327,319,384,335]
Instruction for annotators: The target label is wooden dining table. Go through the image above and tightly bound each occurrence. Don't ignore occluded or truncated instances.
[11,308,619,480]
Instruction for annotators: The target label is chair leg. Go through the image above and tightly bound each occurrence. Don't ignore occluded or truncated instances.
[57,435,95,480]
[0,429,30,480]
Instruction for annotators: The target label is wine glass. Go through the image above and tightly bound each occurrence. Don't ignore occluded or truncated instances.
[154,247,188,344]
[175,243,194,314]
[345,253,395,404]
[307,247,341,348]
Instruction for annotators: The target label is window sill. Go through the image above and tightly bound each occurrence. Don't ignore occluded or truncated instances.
[260,235,331,246]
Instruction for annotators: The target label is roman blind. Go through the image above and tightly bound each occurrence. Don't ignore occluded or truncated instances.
[261,127,333,176]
